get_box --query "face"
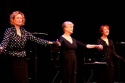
[102,26,109,36]
[64,23,74,34]
[13,14,23,26]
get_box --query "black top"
[58,36,86,57]
[0,27,49,57]
[97,38,122,65]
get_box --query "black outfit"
[58,36,86,83]
[97,38,124,83]
[0,27,49,83]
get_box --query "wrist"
[48,41,53,44]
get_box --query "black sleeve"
[76,40,87,48]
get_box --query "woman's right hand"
[48,39,61,46]
[55,39,61,46]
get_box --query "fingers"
[56,39,59,42]
[56,39,61,46]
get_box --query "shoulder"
[58,36,64,42]
[2,27,14,36]
[58,36,63,40]
[71,37,76,40]
[108,38,114,43]
[4,27,13,33]
[21,27,30,34]
[108,38,113,42]
[97,38,102,41]
[5,27,17,32]
[6,27,12,30]
[21,27,27,32]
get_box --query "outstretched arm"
[86,44,103,50]
[25,30,58,46]
[76,40,103,49]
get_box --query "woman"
[0,11,58,83]
[97,25,125,83]
[58,21,102,83]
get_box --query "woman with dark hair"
[96,25,125,83]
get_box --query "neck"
[63,32,71,36]
[101,35,108,39]
[14,25,20,30]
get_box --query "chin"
[106,33,109,35]
[71,31,73,33]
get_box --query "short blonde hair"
[10,11,25,26]
[62,21,74,28]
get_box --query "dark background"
[1,0,125,83]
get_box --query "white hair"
[62,21,74,28]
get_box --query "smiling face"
[100,25,110,36]
[10,11,25,27]
[62,21,74,34]
[13,14,24,26]
[102,27,109,36]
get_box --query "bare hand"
[55,39,61,46]
[95,44,103,50]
